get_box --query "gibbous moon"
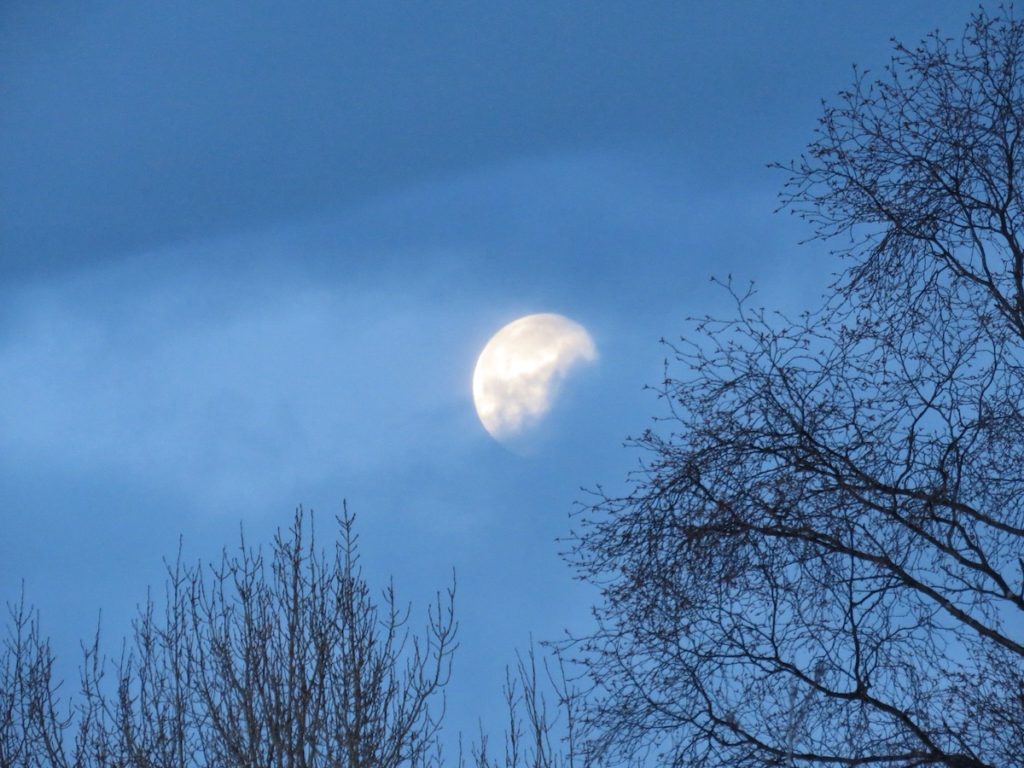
[473,313,597,442]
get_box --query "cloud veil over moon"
[472,314,597,442]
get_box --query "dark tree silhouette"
[467,646,587,768]
[1,510,589,768]
[569,9,1024,768]
[2,508,458,768]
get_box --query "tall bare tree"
[568,8,1024,768]
[2,508,457,768]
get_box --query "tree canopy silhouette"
[2,509,458,768]
[569,9,1024,768]
[1,509,587,768]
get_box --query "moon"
[473,313,597,443]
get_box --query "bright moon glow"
[473,313,597,441]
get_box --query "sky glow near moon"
[472,313,597,442]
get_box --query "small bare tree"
[568,8,1024,768]
[2,507,457,768]
[467,646,586,768]
[0,592,76,768]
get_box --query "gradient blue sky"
[1,0,976,748]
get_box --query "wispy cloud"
[0,259,479,512]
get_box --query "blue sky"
[1,0,976,750]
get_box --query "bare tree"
[2,509,591,768]
[467,646,588,768]
[568,8,1024,768]
[1,507,457,768]
[0,591,77,768]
